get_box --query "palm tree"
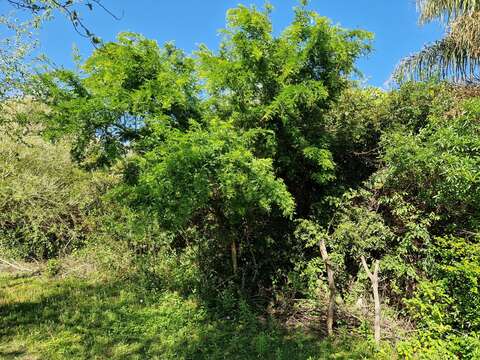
[394,0,480,82]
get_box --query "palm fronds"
[394,1,480,82]
[417,0,480,23]
[394,35,480,82]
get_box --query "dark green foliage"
[381,81,454,132]
[292,81,480,356]
[381,96,480,232]
[324,87,386,189]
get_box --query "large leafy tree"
[198,4,372,217]
[39,33,200,166]
[37,3,373,293]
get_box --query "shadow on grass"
[0,275,375,359]
[0,349,29,360]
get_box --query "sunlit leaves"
[38,33,200,166]
[117,121,294,229]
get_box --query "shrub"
[0,131,114,259]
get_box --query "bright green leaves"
[381,98,480,229]
[82,33,198,120]
[117,121,294,230]
[39,32,200,166]
[331,204,393,258]
[302,146,335,185]
[197,4,372,216]
[263,81,329,123]
[217,148,294,219]
[406,235,480,335]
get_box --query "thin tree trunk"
[319,238,336,336]
[361,256,381,345]
[231,239,238,275]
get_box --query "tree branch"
[5,0,121,46]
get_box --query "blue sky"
[2,0,444,87]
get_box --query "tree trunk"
[361,256,381,345]
[319,238,336,336]
[231,239,238,275]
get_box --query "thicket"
[1,3,480,358]
[0,129,115,260]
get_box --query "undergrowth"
[0,272,394,360]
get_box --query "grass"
[0,272,390,359]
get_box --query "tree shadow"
[0,349,29,360]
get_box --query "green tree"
[39,32,200,166]
[37,4,373,294]
[115,120,294,277]
[197,4,372,217]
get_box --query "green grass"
[0,273,388,359]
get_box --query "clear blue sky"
[2,0,444,87]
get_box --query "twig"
[0,257,33,272]
[61,263,89,278]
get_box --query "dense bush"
[35,4,373,298]
[0,131,114,259]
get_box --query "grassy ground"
[0,272,390,359]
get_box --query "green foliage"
[404,236,480,336]
[45,259,62,277]
[4,2,480,358]
[32,3,374,296]
[292,79,480,356]
[0,130,113,259]
[117,121,294,229]
[381,97,480,231]
[111,120,295,294]
[294,190,395,297]
[39,32,200,166]
[382,81,454,132]
[197,4,372,215]
[324,87,386,188]
[397,332,480,360]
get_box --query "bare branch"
[360,255,374,281]
[0,257,34,272]
[4,0,122,46]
